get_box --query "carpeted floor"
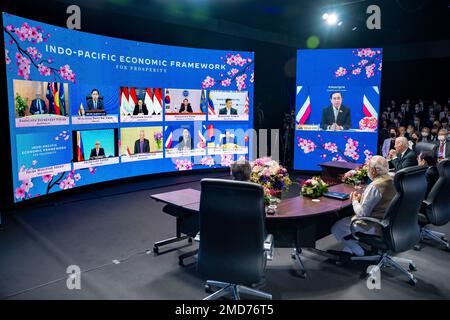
[1,172,449,300]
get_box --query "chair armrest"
[422,200,432,208]
[350,217,388,240]
[264,234,274,261]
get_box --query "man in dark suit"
[437,128,450,160]
[29,93,47,115]
[87,89,104,110]
[89,141,105,159]
[177,129,192,151]
[221,131,236,145]
[387,137,418,171]
[134,130,150,154]
[320,92,351,130]
[418,150,439,198]
[133,99,149,115]
[179,98,193,113]
[219,98,238,115]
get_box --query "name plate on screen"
[165,148,206,158]
[73,157,119,169]
[16,115,70,128]
[297,124,320,130]
[72,115,118,124]
[121,152,163,162]
[18,163,72,180]
[121,115,163,122]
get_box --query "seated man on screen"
[133,99,149,115]
[387,137,418,171]
[331,156,396,256]
[230,159,251,181]
[29,93,47,115]
[179,98,193,113]
[134,130,150,154]
[89,141,105,159]
[221,131,236,145]
[219,98,238,115]
[320,92,351,131]
[87,89,104,110]
[177,129,192,151]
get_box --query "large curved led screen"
[3,13,254,202]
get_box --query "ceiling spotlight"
[322,13,329,20]
[337,21,343,26]
[326,13,338,25]
[352,26,358,31]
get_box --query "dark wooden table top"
[319,161,361,170]
[151,183,360,220]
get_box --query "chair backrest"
[383,166,427,252]
[425,159,450,225]
[197,178,266,285]
[414,142,438,157]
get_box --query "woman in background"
[382,127,397,158]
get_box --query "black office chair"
[414,142,438,157]
[197,178,273,300]
[418,159,450,251]
[350,166,427,286]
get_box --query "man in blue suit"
[29,93,47,115]
[321,92,351,130]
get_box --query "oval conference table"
[150,183,358,277]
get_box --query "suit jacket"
[89,148,105,159]
[87,99,104,110]
[320,105,351,130]
[425,166,439,198]
[436,140,450,159]
[134,139,150,154]
[179,104,193,113]
[219,107,238,115]
[389,148,418,171]
[133,104,149,115]
[177,137,192,151]
[29,98,47,115]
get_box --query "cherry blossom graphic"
[4,21,76,82]
[201,53,254,91]
[15,159,96,201]
[297,135,374,163]
[220,154,233,167]
[200,156,215,167]
[175,159,193,171]
[334,48,382,80]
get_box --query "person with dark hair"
[219,98,238,115]
[410,131,421,151]
[133,98,148,115]
[87,88,104,110]
[418,151,439,198]
[430,126,439,142]
[382,127,397,157]
[421,127,431,142]
[230,159,251,181]
[179,98,193,113]
[437,128,450,160]
[320,92,351,130]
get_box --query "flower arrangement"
[250,157,292,203]
[342,164,368,185]
[300,177,329,198]
[153,132,163,149]
[175,159,193,171]
[359,117,378,131]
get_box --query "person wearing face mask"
[392,118,400,128]
[387,137,418,171]
[440,107,449,120]
[421,127,431,142]
[418,151,439,198]
[331,156,396,257]
[398,126,408,139]
[429,126,439,142]
[413,116,421,132]
[410,132,421,152]
[381,128,397,157]
[437,129,450,160]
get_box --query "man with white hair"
[331,156,396,256]
[387,137,418,171]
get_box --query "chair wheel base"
[205,284,213,293]
[408,278,418,286]
[409,263,417,272]
[413,244,422,251]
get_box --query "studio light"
[322,13,329,20]
[326,13,338,25]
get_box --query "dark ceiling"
[57,0,450,47]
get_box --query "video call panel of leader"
[293,48,382,171]
[4,12,254,203]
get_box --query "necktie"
[94,101,97,109]
[440,143,444,156]
[334,108,339,122]
[37,100,41,113]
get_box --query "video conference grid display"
[4,13,254,202]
